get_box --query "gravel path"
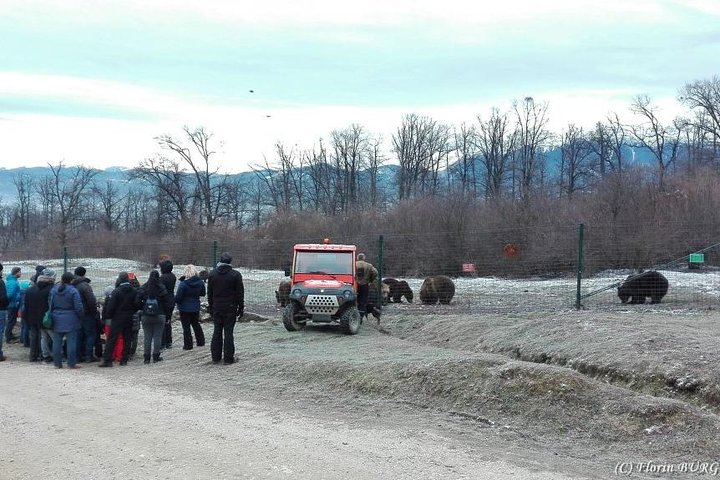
[0,360,579,480]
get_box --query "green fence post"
[63,246,68,274]
[575,223,585,309]
[212,240,218,267]
[377,235,384,303]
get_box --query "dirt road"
[1,357,580,480]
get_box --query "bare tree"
[252,142,303,214]
[46,162,99,245]
[475,108,515,199]
[628,95,681,189]
[678,76,720,142]
[330,124,368,212]
[156,126,230,226]
[558,124,593,197]
[392,114,451,200]
[451,123,477,197]
[130,155,191,230]
[92,180,127,231]
[512,97,552,199]
[12,173,33,240]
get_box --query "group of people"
[0,252,245,368]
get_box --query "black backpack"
[143,296,160,316]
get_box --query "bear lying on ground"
[382,278,414,303]
[419,275,455,305]
[617,270,669,304]
[275,280,291,307]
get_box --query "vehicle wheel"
[339,307,361,335]
[283,302,306,332]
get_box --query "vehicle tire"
[282,302,306,332]
[339,307,361,335]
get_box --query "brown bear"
[419,275,455,305]
[275,280,291,307]
[617,270,668,304]
[364,284,384,322]
[382,278,414,303]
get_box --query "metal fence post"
[63,246,68,274]
[377,235,384,303]
[575,223,585,309]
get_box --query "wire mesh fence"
[1,223,719,316]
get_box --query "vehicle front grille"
[305,295,339,315]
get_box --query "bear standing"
[617,270,669,304]
[419,275,455,305]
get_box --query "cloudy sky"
[1,0,718,172]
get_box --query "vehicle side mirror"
[284,267,291,277]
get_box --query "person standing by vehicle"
[72,267,98,362]
[23,268,56,362]
[207,253,244,365]
[355,253,378,318]
[99,272,138,367]
[4,266,22,343]
[136,270,172,364]
[50,272,84,369]
[158,258,176,349]
[0,264,8,361]
[175,264,206,350]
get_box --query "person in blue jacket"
[4,266,22,343]
[175,264,206,350]
[49,271,84,369]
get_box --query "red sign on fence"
[462,263,476,273]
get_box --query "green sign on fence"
[689,253,705,263]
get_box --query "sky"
[1,0,719,173]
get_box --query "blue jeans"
[21,315,30,346]
[0,310,6,356]
[52,330,78,368]
[4,307,18,341]
[142,314,165,358]
[81,313,97,359]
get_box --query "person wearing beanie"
[49,271,84,369]
[30,264,46,284]
[175,264,206,350]
[23,268,56,362]
[207,252,244,365]
[158,258,177,349]
[72,266,98,362]
[0,263,7,361]
[100,272,138,367]
[4,266,22,344]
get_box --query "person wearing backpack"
[135,270,172,364]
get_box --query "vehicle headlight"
[343,289,353,299]
[291,289,302,298]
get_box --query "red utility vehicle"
[282,241,362,335]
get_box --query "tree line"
[1,76,719,275]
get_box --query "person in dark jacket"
[207,253,244,365]
[50,272,84,369]
[135,270,172,364]
[30,264,46,284]
[72,266,99,362]
[99,272,138,367]
[23,269,56,362]
[175,264,206,350]
[158,258,177,349]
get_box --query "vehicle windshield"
[294,251,353,275]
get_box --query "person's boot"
[152,353,163,363]
[98,360,113,368]
[143,354,151,365]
